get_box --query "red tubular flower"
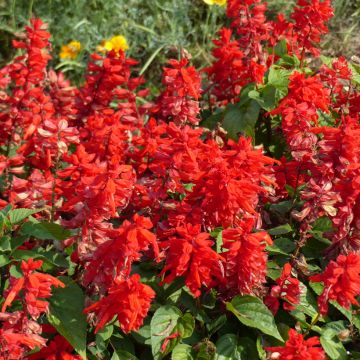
[310,253,360,315]
[266,329,325,360]
[84,274,155,333]
[265,263,301,314]
[291,0,333,57]
[0,328,46,360]
[2,259,64,319]
[156,58,201,126]
[27,334,82,360]
[82,214,159,290]
[222,219,272,296]
[160,224,224,297]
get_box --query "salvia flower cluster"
[1,1,360,358]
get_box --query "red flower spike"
[310,253,360,315]
[2,259,65,319]
[84,274,155,333]
[266,329,325,360]
[27,334,82,360]
[265,263,301,315]
[160,224,224,297]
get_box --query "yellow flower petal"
[59,40,81,60]
[203,0,226,5]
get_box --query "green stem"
[304,313,320,336]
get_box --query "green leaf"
[222,100,260,140]
[172,344,194,360]
[268,224,292,236]
[176,313,195,339]
[274,39,288,57]
[200,111,224,130]
[294,282,318,317]
[320,329,348,360]
[226,295,283,341]
[47,277,87,359]
[215,334,258,360]
[12,248,69,268]
[266,237,295,255]
[112,350,139,360]
[0,254,10,266]
[267,66,291,92]
[20,222,71,241]
[0,236,11,253]
[8,208,43,224]
[150,305,182,359]
[256,337,266,360]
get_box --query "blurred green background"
[0,0,359,86]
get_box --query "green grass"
[1,0,359,86]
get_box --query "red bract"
[310,253,360,315]
[265,263,301,314]
[222,219,272,296]
[27,335,82,360]
[266,329,325,360]
[0,328,46,360]
[156,58,201,125]
[291,0,333,57]
[2,259,64,319]
[160,224,224,297]
[205,27,245,102]
[83,214,159,291]
[84,274,155,333]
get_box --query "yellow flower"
[59,40,81,60]
[98,35,129,54]
[203,0,227,5]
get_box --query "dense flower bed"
[1,0,360,359]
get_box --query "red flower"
[2,259,65,319]
[0,328,46,360]
[310,253,360,315]
[27,334,82,360]
[160,224,224,297]
[83,214,159,290]
[84,274,155,333]
[156,58,201,125]
[222,219,272,296]
[265,263,301,314]
[266,329,325,360]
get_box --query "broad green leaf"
[294,282,318,317]
[269,200,293,216]
[320,329,348,360]
[0,254,10,266]
[0,236,11,253]
[267,66,291,92]
[112,350,139,360]
[274,39,288,57]
[268,224,292,236]
[96,324,113,352]
[222,100,260,140]
[8,208,43,224]
[47,277,87,359]
[266,237,295,255]
[200,111,224,130]
[172,344,194,360]
[226,295,283,341]
[12,248,69,268]
[150,305,182,359]
[215,334,258,360]
[20,222,71,241]
[176,313,195,339]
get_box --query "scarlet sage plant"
[1,1,360,358]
